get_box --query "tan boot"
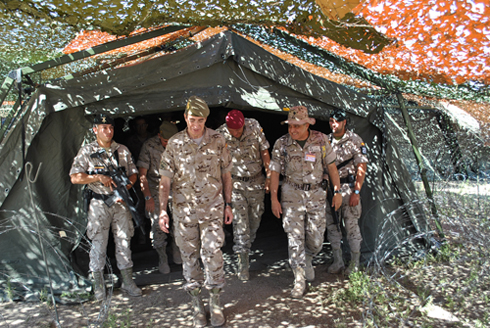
[92,271,106,301]
[120,267,142,297]
[345,252,361,276]
[172,239,182,265]
[237,252,249,281]
[327,248,345,274]
[305,255,315,282]
[209,288,225,326]
[156,246,171,274]
[188,288,207,328]
[291,267,306,299]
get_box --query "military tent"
[0,29,432,299]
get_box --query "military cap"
[281,105,316,125]
[159,121,179,140]
[330,108,347,121]
[185,96,210,117]
[94,113,115,126]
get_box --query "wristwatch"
[225,202,233,208]
[145,196,152,201]
[354,190,360,195]
[333,190,341,194]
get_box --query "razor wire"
[0,162,117,327]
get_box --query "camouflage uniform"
[270,130,336,269]
[70,141,138,272]
[159,127,232,291]
[137,135,168,249]
[325,130,368,253]
[217,118,270,254]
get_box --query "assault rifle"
[90,150,146,235]
[326,181,341,232]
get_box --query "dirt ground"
[3,180,487,327]
[0,216,362,328]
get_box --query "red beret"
[225,110,245,129]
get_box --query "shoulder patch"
[361,142,367,155]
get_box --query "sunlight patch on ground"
[421,303,460,322]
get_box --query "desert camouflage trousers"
[231,188,265,254]
[173,203,226,292]
[325,185,363,253]
[281,184,327,269]
[86,199,134,272]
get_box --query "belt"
[232,172,262,182]
[284,177,321,191]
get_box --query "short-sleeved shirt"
[327,130,368,179]
[216,118,269,178]
[159,127,232,206]
[69,140,138,195]
[270,130,336,185]
[137,135,165,191]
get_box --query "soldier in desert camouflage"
[326,108,368,276]
[137,121,181,274]
[217,109,271,281]
[70,113,142,301]
[158,96,233,327]
[269,106,342,299]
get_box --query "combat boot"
[237,252,249,281]
[305,254,315,282]
[92,271,106,301]
[156,246,171,274]
[171,239,182,265]
[291,267,306,299]
[120,267,142,297]
[345,252,361,276]
[188,288,207,328]
[327,248,345,274]
[209,288,225,326]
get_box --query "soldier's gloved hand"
[159,210,170,233]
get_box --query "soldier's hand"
[98,174,115,188]
[145,197,155,213]
[332,193,342,211]
[224,206,233,225]
[271,198,282,218]
[349,193,360,207]
[159,210,170,233]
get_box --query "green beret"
[185,96,210,117]
[159,121,179,140]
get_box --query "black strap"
[336,158,354,170]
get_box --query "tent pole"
[396,93,445,239]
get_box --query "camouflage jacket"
[327,129,368,179]
[70,140,138,195]
[270,130,336,185]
